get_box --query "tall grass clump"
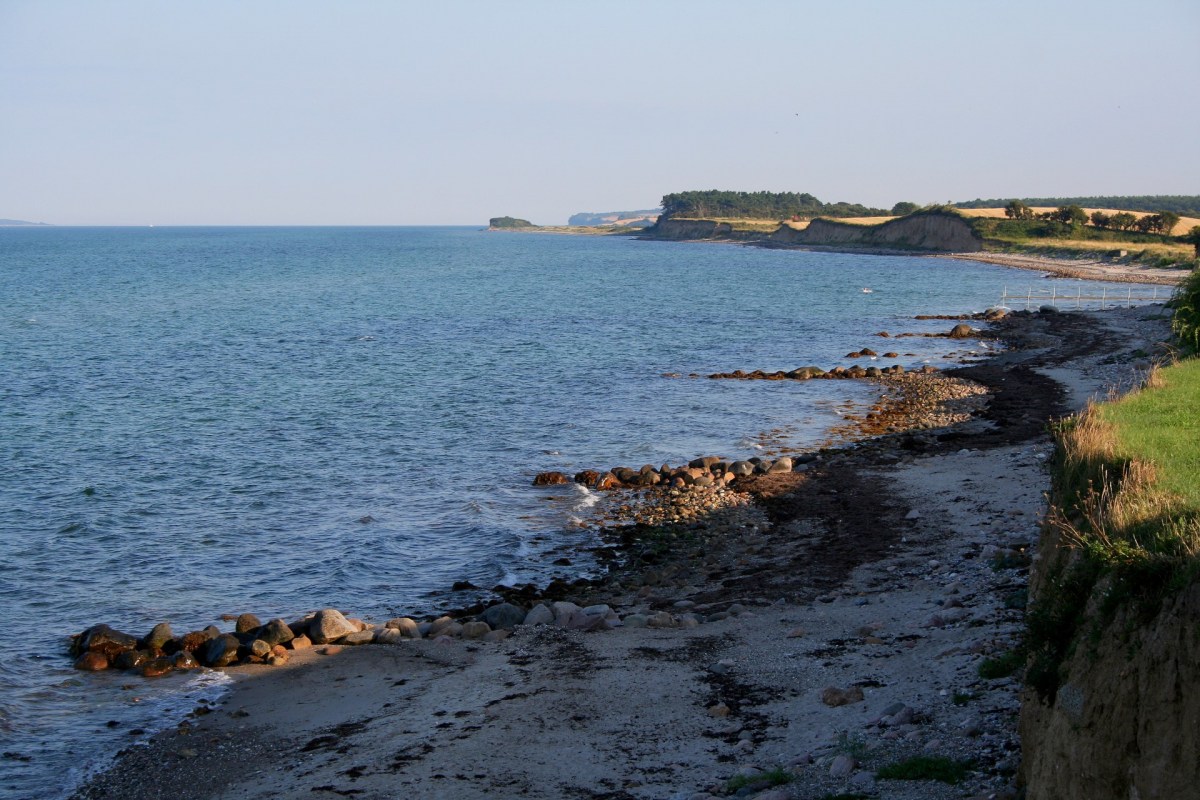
[1030,361,1200,701]
[1170,267,1200,353]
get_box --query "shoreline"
[69,302,1175,799]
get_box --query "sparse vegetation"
[1172,268,1200,352]
[1029,360,1200,701]
[978,648,1025,679]
[726,766,794,792]
[876,756,973,784]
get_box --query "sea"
[0,226,1141,797]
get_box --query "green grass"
[1098,359,1200,508]
[1028,358,1200,702]
[978,648,1025,679]
[726,767,794,792]
[876,756,973,784]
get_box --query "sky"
[1,0,1197,226]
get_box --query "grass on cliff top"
[1099,359,1200,510]
[1030,359,1200,702]
[1052,358,1200,566]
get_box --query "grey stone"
[309,609,357,644]
[829,754,856,778]
[340,629,376,646]
[385,617,420,638]
[480,602,526,629]
[523,604,554,626]
[461,621,491,639]
[622,613,648,628]
[143,622,174,651]
[551,601,581,625]
[258,618,295,647]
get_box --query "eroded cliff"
[1020,528,1200,799]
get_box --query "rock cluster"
[705,363,915,381]
[535,453,801,492]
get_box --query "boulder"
[73,652,109,671]
[551,601,582,625]
[689,456,722,469]
[532,471,569,486]
[249,639,272,659]
[113,649,150,671]
[235,613,262,634]
[73,624,138,658]
[374,628,404,645]
[480,603,526,630]
[179,628,217,653]
[143,622,174,652]
[574,470,601,485]
[593,472,622,490]
[308,609,357,644]
[340,630,376,646]
[524,604,554,626]
[729,461,755,477]
[949,323,973,338]
[141,657,174,678]
[385,617,421,638]
[461,621,491,639]
[768,457,793,473]
[203,634,243,668]
[289,634,312,650]
[257,618,295,647]
[171,650,199,670]
[427,616,457,636]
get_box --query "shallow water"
[0,227,1143,796]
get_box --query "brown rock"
[532,471,569,486]
[74,652,109,671]
[234,613,261,634]
[140,657,174,678]
[820,686,865,707]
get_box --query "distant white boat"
[861,287,873,293]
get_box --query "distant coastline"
[0,218,51,227]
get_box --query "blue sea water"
[0,226,1138,796]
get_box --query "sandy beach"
[70,303,1173,800]
[941,252,1188,286]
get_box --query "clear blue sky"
[2,0,1197,225]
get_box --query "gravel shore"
[70,304,1173,800]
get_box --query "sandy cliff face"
[648,218,735,239]
[775,214,984,252]
[1020,529,1200,799]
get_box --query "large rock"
[73,652,109,671]
[385,617,420,638]
[949,323,973,338]
[308,609,357,644]
[143,622,174,652]
[340,630,376,646]
[141,657,174,678]
[524,604,554,626]
[203,634,243,668]
[73,624,138,658]
[235,613,262,634]
[480,603,526,630]
[257,618,295,647]
[729,461,755,477]
[551,601,582,626]
[461,621,491,639]
[532,471,569,486]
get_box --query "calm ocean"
[0,226,1124,796]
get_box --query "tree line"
[660,191,887,220]
[1004,200,1181,234]
[958,195,1200,216]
